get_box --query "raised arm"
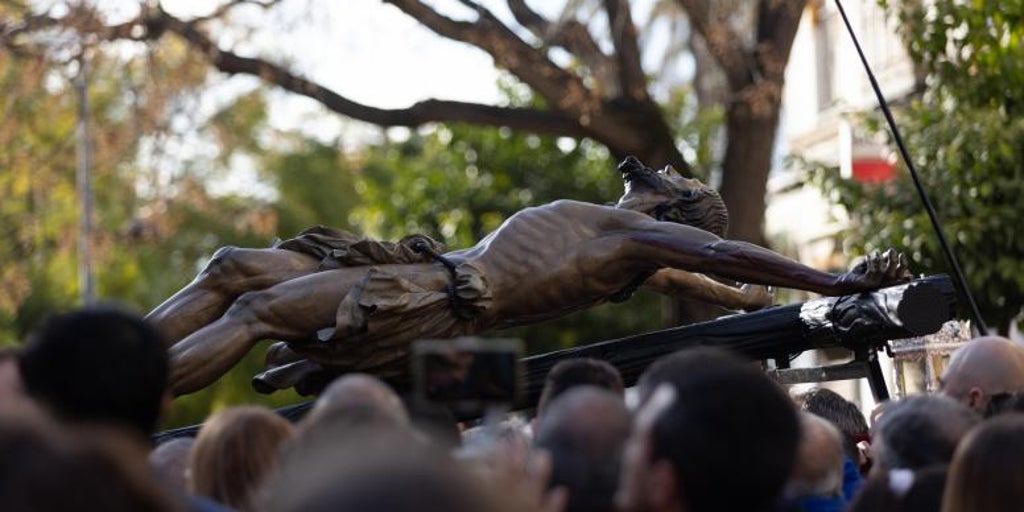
[644,269,774,311]
[624,219,910,296]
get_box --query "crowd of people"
[3,304,1024,512]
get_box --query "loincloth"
[273,225,447,269]
[252,260,492,395]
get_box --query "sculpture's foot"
[252,359,339,396]
[265,341,305,367]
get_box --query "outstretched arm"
[644,269,773,311]
[625,219,910,296]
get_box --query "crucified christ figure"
[149,157,910,396]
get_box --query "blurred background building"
[767,0,925,411]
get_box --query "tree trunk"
[718,105,780,245]
[593,99,690,174]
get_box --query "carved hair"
[618,156,729,237]
[653,185,729,238]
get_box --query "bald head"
[534,387,630,512]
[306,374,408,426]
[941,336,1024,414]
[535,386,630,448]
[787,412,844,499]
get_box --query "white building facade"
[768,0,923,410]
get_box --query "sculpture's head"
[615,156,729,237]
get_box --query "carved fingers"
[740,283,775,311]
[851,249,913,289]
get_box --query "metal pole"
[75,56,95,306]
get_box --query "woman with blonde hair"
[189,406,294,510]
[943,414,1024,512]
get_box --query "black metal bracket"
[768,345,891,402]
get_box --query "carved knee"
[199,246,242,284]
[225,290,268,326]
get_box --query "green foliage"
[352,125,618,246]
[207,90,269,163]
[0,44,305,426]
[808,0,1024,332]
[660,85,725,181]
[262,138,360,236]
[881,0,1024,114]
[0,55,78,340]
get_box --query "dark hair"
[534,387,630,512]
[639,347,799,512]
[653,186,729,238]
[265,434,492,512]
[618,156,729,237]
[983,391,1024,418]
[798,387,870,463]
[537,358,623,416]
[943,415,1024,512]
[19,306,169,437]
[0,414,179,512]
[846,465,947,512]
[871,395,979,471]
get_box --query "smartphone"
[412,337,524,416]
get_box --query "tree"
[1,0,807,246]
[809,0,1024,333]
[0,31,314,424]
[675,0,807,244]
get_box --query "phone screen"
[412,338,523,410]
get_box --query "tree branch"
[506,0,617,94]
[189,0,282,25]
[755,0,807,82]
[675,0,756,90]
[158,14,588,136]
[383,0,602,125]
[1,8,587,137]
[3,3,692,170]
[603,0,648,101]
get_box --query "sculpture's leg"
[146,247,320,347]
[166,267,364,396]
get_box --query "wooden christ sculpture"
[149,157,911,396]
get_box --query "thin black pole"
[833,0,988,335]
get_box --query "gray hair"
[871,395,979,471]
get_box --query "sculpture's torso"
[449,199,653,329]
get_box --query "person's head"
[0,412,179,512]
[786,412,845,499]
[265,433,496,512]
[615,156,729,237]
[846,465,948,512]
[617,347,799,512]
[942,414,1024,512]
[149,437,195,496]
[189,406,294,510]
[537,358,624,419]
[19,306,169,438]
[287,388,422,475]
[304,373,409,427]
[870,395,979,472]
[534,386,631,512]
[797,387,870,463]
[940,336,1024,415]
